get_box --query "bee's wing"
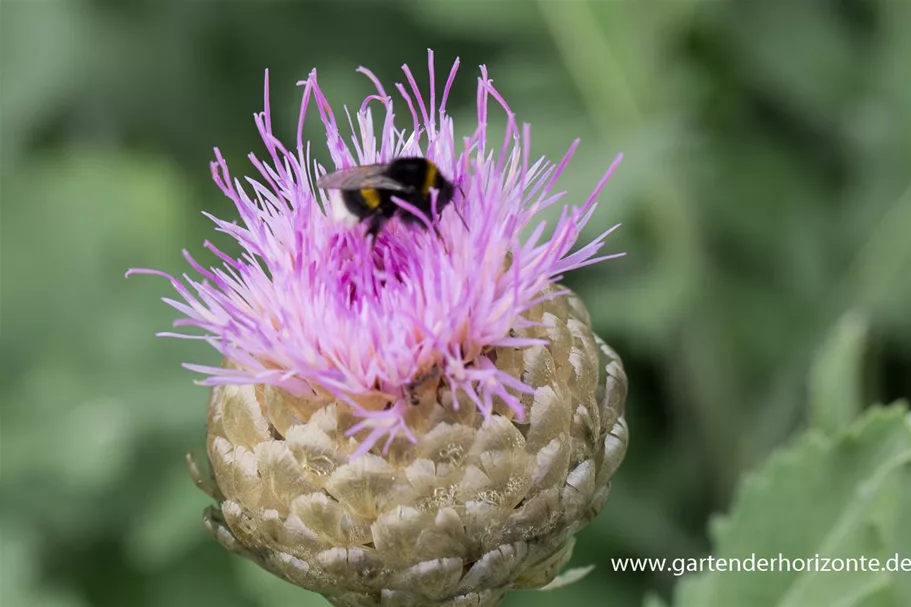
[316,165,410,192]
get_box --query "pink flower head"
[130,50,623,457]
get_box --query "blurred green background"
[3,1,911,606]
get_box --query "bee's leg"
[366,214,387,242]
[427,220,442,240]
[452,205,469,232]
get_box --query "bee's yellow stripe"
[360,188,381,209]
[421,162,438,197]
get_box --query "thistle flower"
[132,50,628,607]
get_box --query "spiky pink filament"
[129,49,624,456]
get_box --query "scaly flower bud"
[133,50,628,607]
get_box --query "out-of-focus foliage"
[667,404,911,607]
[2,1,910,606]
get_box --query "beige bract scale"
[190,289,628,607]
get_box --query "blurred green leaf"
[671,405,911,607]
[892,471,911,603]
[1,147,211,546]
[847,185,911,328]
[410,0,544,36]
[3,392,136,492]
[0,1,89,165]
[0,517,90,607]
[643,594,669,607]
[235,559,328,607]
[126,460,211,570]
[720,0,862,124]
[850,463,911,607]
[808,311,869,434]
[891,466,911,605]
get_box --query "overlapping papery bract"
[130,50,622,454]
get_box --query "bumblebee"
[317,157,459,238]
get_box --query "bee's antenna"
[454,185,469,231]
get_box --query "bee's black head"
[385,157,433,190]
[436,177,455,207]
[386,157,456,217]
